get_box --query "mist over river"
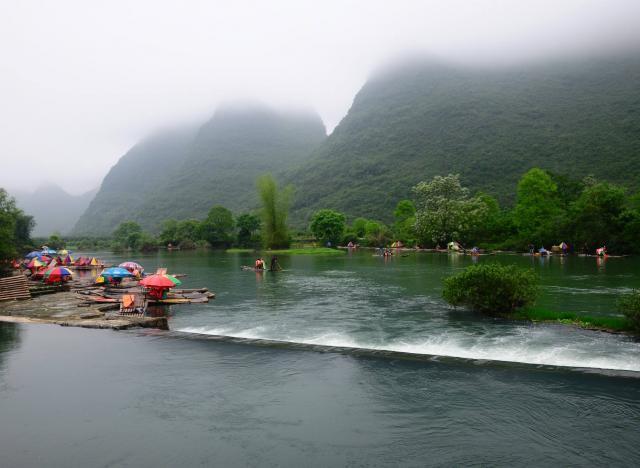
[2,250,640,465]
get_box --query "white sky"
[1,0,639,194]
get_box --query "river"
[1,250,639,466]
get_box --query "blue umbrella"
[41,247,57,255]
[25,251,43,259]
[100,267,134,279]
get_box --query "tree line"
[308,168,640,253]
[12,167,640,256]
[0,189,35,274]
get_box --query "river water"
[1,250,640,465]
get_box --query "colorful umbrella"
[139,274,179,288]
[165,274,181,286]
[33,265,54,279]
[25,251,43,259]
[100,267,134,279]
[43,267,73,284]
[27,258,45,269]
[58,249,70,256]
[119,261,144,273]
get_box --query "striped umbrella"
[119,261,144,273]
[43,267,73,284]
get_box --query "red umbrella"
[33,265,54,279]
[139,274,177,288]
[44,266,73,284]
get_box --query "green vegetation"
[413,174,493,246]
[200,206,235,248]
[309,209,346,247]
[263,247,345,256]
[236,213,261,248]
[617,290,640,331]
[225,248,256,253]
[513,169,563,247]
[513,308,630,332]
[258,174,293,249]
[74,104,325,234]
[111,221,158,252]
[443,265,637,333]
[287,55,640,224]
[0,188,34,274]
[443,264,539,314]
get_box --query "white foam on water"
[177,325,640,372]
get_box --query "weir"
[151,329,640,379]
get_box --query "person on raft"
[596,246,607,257]
[269,256,282,272]
[255,258,265,270]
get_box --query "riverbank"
[0,291,168,330]
[514,308,634,334]
[226,247,347,255]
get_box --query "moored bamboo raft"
[0,275,31,302]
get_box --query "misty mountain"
[287,54,640,224]
[12,184,97,237]
[74,104,326,234]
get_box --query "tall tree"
[310,209,346,246]
[512,168,564,247]
[412,174,488,246]
[0,188,34,272]
[257,174,293,249]
[236,213,261,247]
[159,219,179,246]
[112,221,143,250]
[200,206,235,247]
[568,181,627,251]
[392,200,416,243]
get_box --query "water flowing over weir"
[79,250,640,373]
[172,327,640,375]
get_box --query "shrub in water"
[618,290,640,331]
[443,263,538,315]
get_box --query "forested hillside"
[287,54,640,223]
[74,104,326,234]
[74,126,197,234]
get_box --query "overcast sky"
[1,0,639,195]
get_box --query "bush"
[443,263,538,315]
[618,290,640,330]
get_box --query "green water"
[71,249,640,371]
[1,250,640,465]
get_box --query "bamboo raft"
[76,286,215,305]
[0,275,31,302]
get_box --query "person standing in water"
[269,256,282,272]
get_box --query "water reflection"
[0,322,21,371]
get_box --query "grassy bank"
[514,308,631,333]
[225,248,256,253]
[263,247,346,256]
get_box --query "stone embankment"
[0,290,168,331]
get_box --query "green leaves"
[513,168,563,247]
[309,209,346,246]
[413,174,491,246]
[200,206,235,247]
[443,264,539,315]
[258,174,292,249]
